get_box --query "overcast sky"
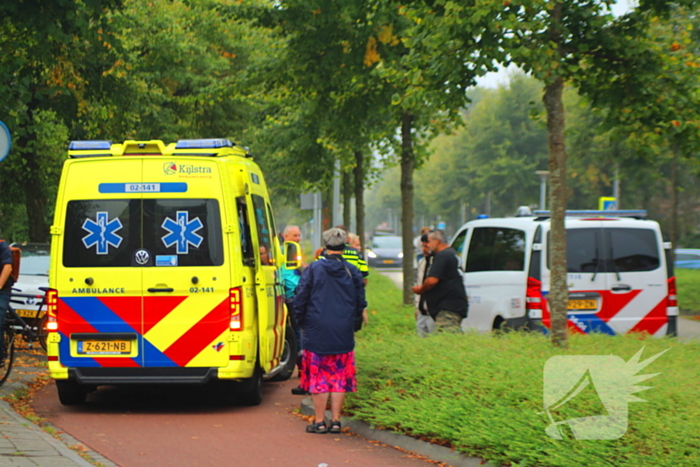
[475,0,636,89]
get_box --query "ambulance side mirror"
[284,241,302,269]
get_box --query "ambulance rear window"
[63,199,223,267]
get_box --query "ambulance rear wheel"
[269,323,297,382]
[237,365,263,406]
[56,380,87,406]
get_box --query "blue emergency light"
[69,141,112,150]
[175,139,234,149]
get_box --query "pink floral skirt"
[300,350,357,394]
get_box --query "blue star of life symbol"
[161,211,204,254]
[82,212,123,255]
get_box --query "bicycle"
[9,289,48,351]
[0,288,48,386]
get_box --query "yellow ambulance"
[46,139,299,405]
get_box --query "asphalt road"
[377,269,700,340]
[33,376,434,467]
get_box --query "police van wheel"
[56,380,87,406]
[269,324,297,382]
[237,365,263,406]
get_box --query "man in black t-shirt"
[411,230,467,332]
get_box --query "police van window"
[251,194,273,265]
[547,228,601,273]
[606,228,659,272]
[63,200,139,267]
[236,197,255,267]
[466,227,526,272]
[451,229,468,256]
[143,199,223,266]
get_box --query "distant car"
[366,235,403,268]
[674,248,700,269]
[10,243,50,320]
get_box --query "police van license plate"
[382,260,394,264]
[567,299,597,311]
[77,340,131,355]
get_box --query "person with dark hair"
[414,233,435,336]
[293,228,367,434]
[411,230,467,332]
[0,240,14,363]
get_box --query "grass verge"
[349,271,700,467]
[676,268,700,314]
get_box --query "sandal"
[306,421,328,434]
[329,420,341,434]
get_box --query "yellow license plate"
[77,340,132,355]
[16,309,45,318]
[568,299,597,311]
[382,260,395,264]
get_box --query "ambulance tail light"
[46,288,59,332]
[667,276,677,307]
[230,287,243,331]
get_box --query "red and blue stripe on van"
[55,295,229,368]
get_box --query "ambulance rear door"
[56,158,144,369]
[139,157,231,369]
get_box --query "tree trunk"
[544,75,568,349]
[670,143,679,261]
[400,111,415,305]
[353,151,365,252]
[342,168,352,228]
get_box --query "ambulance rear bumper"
[69,367,219,385]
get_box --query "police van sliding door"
[247,192,283,374]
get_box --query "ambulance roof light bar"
[175,139,234,149]
[69,141,112,150]
[533,210,648,220]
[68,140,113,158]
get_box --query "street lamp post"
[535,170,550,211]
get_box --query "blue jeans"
[0,292,10,359]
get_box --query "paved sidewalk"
[0,350,97,467]
[299,397,498,467]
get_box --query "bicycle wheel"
[0,329,15,386]
[36,314,48,352]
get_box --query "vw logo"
[134,249,150,265]
[26,298,36,306]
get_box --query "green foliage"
[352,272,700,467]
[677,269,700,313]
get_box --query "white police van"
[451,210,677,337]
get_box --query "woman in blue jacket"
[293,228,367,434]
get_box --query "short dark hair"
[420,233,431,243]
